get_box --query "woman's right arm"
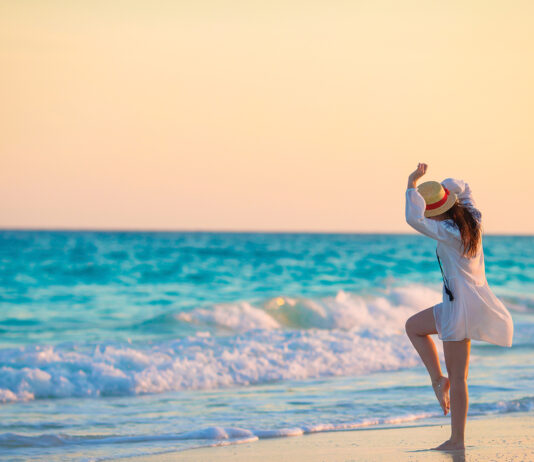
[405,187,459,243]
[441,178,476,207]
[441,178,481,220]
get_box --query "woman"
[404,162,513,451]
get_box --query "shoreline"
[113,411,534,462]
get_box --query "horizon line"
[0,227,532,237]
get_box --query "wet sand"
[114,411,534,462]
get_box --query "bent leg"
[405,307,449,415]
[405,307,443,382]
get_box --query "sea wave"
[0,285,442,403]
[130,286,531,335]
[0,328,421,403]
[1,283,530,404]
[133,283,443,333]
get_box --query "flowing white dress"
[405,178,514,347]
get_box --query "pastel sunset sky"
[1,1,532,233]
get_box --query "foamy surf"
[138,283,443,333]
[3,283,533,405]
[0,285,443,404]
[0,327,422,404]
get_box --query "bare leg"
[405,307,450,415]
[432,338,470,450]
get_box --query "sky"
[1,1,533,234]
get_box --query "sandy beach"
[114,411,534,462]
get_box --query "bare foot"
[431,439,465,451]
[432,375,450,415]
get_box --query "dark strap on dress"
[436,249,455,301]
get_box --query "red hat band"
[426,187,450,210]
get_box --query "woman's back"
[405,175,513,347]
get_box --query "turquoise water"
[1,231,533,461]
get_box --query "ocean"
[1,230,533,461]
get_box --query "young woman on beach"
[404,162,514,451]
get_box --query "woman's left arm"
[441,177,482,222]
[441,178,477,208]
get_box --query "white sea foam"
[0,284,443,404]
[176,301,281,331]
[0,330,422,403]
[174,283,442,333]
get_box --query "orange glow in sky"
[1,1,533,233]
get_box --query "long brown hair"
[443,203,482,258]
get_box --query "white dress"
[405,178,514,347]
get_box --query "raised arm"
[407,163,427,189]
[441,177,481,221]
[441,178,476,208]
[405,163,461,244]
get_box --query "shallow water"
[1,231,533,461]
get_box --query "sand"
[114,411,534,462]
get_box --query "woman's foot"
[431,439,465,451]
[432,375,450,415]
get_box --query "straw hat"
[417,181,458,218]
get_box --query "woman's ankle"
[431,374,447,385]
